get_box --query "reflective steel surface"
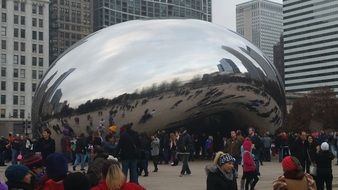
[32,19,285,137]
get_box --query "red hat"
[282,156,298,172]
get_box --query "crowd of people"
[0,118,337,190]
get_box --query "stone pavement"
[138,160,338,190]
[0,159,337,190]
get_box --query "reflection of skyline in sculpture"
[218,58,241,74]
[32,19,285,138]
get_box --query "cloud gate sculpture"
[32,19,285,137]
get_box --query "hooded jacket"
[242,140,256,172]
[205,164,237,190]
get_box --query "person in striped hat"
[206,152,237,190]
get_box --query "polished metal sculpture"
[32,19,285,137]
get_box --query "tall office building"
[273,35,284,83]
[284,0,338,95]
[93,0,212,32]
[236,0,283,62]
[49,0,92,64]
[0,0,49,134]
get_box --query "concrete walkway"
[139,160,338,190]
[0,159,337,189]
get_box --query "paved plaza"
[0,159,337,189]
[138,160,338,190]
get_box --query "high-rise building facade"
[236,0,283,62]
[273,35,284,83]
[284,0,338,95]
[0,0,49,134]
[49,0,92,64]
[93,0,212,32]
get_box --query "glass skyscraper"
[284,0,338,95]
[93,0,212,32]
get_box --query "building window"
[20,109,24,118]
[14,1,19,11]
[21,2,25,12]
[14,28,19,37]
[0,95,5,104]
[14,15,19,24]
[32,4,37,14]
[21,29,26,38]
[13,55,18,64]
[1,26,5,36]
[32,18,37,27]
[38,32,43,40]
[1,67,5,76]
[1,40,6,49]
[20,82,25,91]
[20,96,25,105]
[39,19,43,27]
[32,70,37,79]
[32,31,37,40]
[32,83,37,92]
[1,13,6,22]
[20,16,25,25]
[38,70,43,79]
[38,45,43,53]
[13,68,18,78]
[13,82,18,91]
[1,0,6,9]
[20,42,25,51]
[14,41,18,51]
[20,69,25,78]
[32,44,37,53]
[1,54,5,64]
[13,109,18,118]
[0,109,5,118]
[0,81,5,90]
[39,58,43,66]
[13,95,18,105]
[38,5,43,15]
[20,55,25,65]
[32,57,37,66]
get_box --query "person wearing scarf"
[206,152,238,190]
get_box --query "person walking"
[73,133,88,171]
[315,142,335,190]
[206,152,237,190]
[242,139,259,190]
[273,156,316,190]
[115,123,140,184]
[291,131,310,173]
[177,128,193,177]
[150,134,160,173]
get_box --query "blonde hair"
[105,163,126,190]
[213,151,225,165]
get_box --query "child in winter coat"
[242,139,259,190]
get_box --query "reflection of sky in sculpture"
[41,19,271,108]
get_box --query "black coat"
[291,139,309,162]
[177,132,193,153]
[206,166,237,190]
[35,137,55,161]
[115,129,140,160]
[315,151,334,175]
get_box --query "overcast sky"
[212,0,282,31]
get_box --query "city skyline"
[212,0,282,31]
